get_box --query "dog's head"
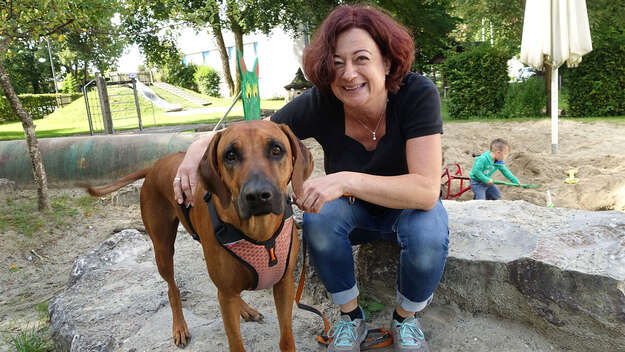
[199,120,313,220]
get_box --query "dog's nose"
[242,179,274,204]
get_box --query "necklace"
[354,110,385,141]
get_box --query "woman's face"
[330,27,390,111]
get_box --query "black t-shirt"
[271,72,442,177]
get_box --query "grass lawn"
[0,86,287,141]
[2,90,624,141]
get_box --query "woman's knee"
[396,202,449,264]
[303,198,353,254]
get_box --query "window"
[202,51,210,64]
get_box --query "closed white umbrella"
[520,0,592,153]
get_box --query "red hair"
[303,4,414,94]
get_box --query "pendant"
[372,132,376,141]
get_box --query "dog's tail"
[82,168,150,197]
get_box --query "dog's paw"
[239,298,264,322]
[173,323,191,347]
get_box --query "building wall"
[177,27,307,99]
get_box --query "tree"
[278,0,458,72]
[0,0,119,211]
[450,0,525,54]
[62,23,127,84]
[3,42,52,94]
[123,0,291,97]
[376,0,459,72]
[61,73,78,93]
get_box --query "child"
[469,138,520,200]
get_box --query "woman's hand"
[294,172,353,213]
[173,133,214,207]
[174,154,200,207]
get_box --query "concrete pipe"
[0,133,204,187]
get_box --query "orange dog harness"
[205,193,294,290]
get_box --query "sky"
[116,44,145,73]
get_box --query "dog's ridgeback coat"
[86,120,313,351]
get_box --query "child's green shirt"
[469,152,519,185]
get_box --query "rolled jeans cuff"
[396,291,433,312]
[330,283,359,305]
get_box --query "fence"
[82,73,155,135]
[106,72,153,86]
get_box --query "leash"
[295,237,393,350]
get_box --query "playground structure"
[0,133,201,187]
[82,73,153,135]
[135,81,182,112]
[441,163,472,200]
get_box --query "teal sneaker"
[391,316,428,352]
[327,314,368,351]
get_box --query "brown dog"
[86,120,313,351]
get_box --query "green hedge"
[0,93,82,123]
[563,36,625,117]
[163,59,197,91]
[442,45,509,119]
[194,65,221,97]
[500,76,547,118]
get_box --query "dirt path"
[441,119,625,211]
[1,119,623,350]
[0,189,143,350]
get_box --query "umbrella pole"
[551,66,558,154]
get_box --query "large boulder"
[357,200,625,352]
[48,200,625,351]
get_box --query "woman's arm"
[296,133,442,213]
[173,131,216,206]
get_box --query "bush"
[61,73,78,93]
[563,35,625,117]
[442,45,509,119]
[0,93,82,123]
[163,59,197,91]
[500,76,547,118]
[194,66,221,97]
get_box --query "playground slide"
[135,81,183,112]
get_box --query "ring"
[174,177,181,182]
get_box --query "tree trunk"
[210,24,235,97]
[231,21,244,95]
[0,42,50,211]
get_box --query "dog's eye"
[271,145,282,156]
[225,151,237,162]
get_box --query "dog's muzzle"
[236,175,284,219]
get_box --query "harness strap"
[177,194,200,242]
[205,192,294,290]
[295,236,332,343]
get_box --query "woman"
[174,5,448,352]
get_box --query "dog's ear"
[279,124,314,200]
[199,131,232,208]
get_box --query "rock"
[48,200,625,352]
[49,229,326,352]
[356,200,625,352]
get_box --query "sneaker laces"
[328,317,360,347]
[394,317,425,346]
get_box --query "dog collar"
[204,192,294,290]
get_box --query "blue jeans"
[470,179,501,200]
[302,197,449,312]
